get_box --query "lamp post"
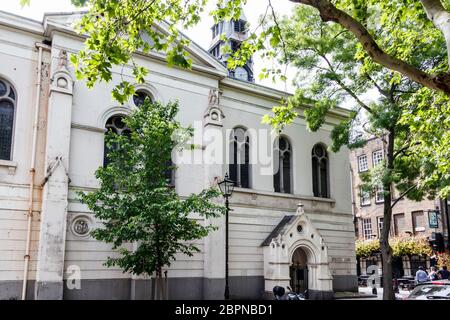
[218,173,234,300]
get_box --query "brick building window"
[377,217,384,237]
[372,150,383,166]
[360,187,371,206]
[393,213,405,236]
[412,211,426,235]
[362,218,373,240]
[358,154,368,172]
[375,186,384,203]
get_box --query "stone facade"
[0,11,357,300]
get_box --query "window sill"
[0,159,17,175]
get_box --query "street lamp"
[218,173,235,300]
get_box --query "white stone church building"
[0,9,357,300]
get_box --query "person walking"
[415,266,428,284]
[438,266,450,280]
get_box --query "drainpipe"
[22,42,51,300]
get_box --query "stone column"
[35,50,74,300]
[202,89,227,299]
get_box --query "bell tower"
[208,3,254,82]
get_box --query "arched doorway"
[262,206,334,299]
[290,247,308,293]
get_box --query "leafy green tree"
[263,6,448,299]
[79,100,225,299]
[20,0,450,97]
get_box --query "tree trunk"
[380,130,395,300]
[420,0,450,71]
[155,268,164,300]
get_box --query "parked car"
[403,280,450,300]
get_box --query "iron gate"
[290,263,308,293]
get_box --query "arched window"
[0,79,16,160]
[312,144,329,198]
[103,115,131,166]
[229,127,250,188]
[133,90,153,107]
[274,136,292,194]
[103,114,175,185]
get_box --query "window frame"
[103,114,131,167]
[360,187,371,206]
[274,136,292,194]
[412,210,426,235]
[0,78,17,161]
[210,43,221,58]
[377,216,384,237]
[311,144,330,198]
[133,89,153,107]
[233,19,246,33]
[375,185,384,204]
[211,24,220,38]
[229,127,251,189]
[357,154,368,172]
[372,149,383,166]
[362,218,373,240]
[393,213,405,236]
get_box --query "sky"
[2,0,297,91]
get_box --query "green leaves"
[356,237,432,258]
[263,1,450,202]
[79,100,225,277]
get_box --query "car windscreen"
[409,285,450,299]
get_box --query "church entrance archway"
[290,247,308,293]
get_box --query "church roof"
[261,215,296,246]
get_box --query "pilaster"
[35,49,74,300]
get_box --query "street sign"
[428,210,439,229]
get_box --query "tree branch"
[320,53,373,113]
[365,73,389,97]
[391,184,417,209]
[289,0,450,96]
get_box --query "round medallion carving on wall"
[71,216,91,237]
[211,111,219,120]
[57,77,68,88]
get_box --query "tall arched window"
[229,127,250,188]
[0,79,16,160]
[103,115,131,166]
[312,144,329,198]
[133,90,153,107]
[274,136,292,193]
[103,114,175,185]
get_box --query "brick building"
[349,137,449,277]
